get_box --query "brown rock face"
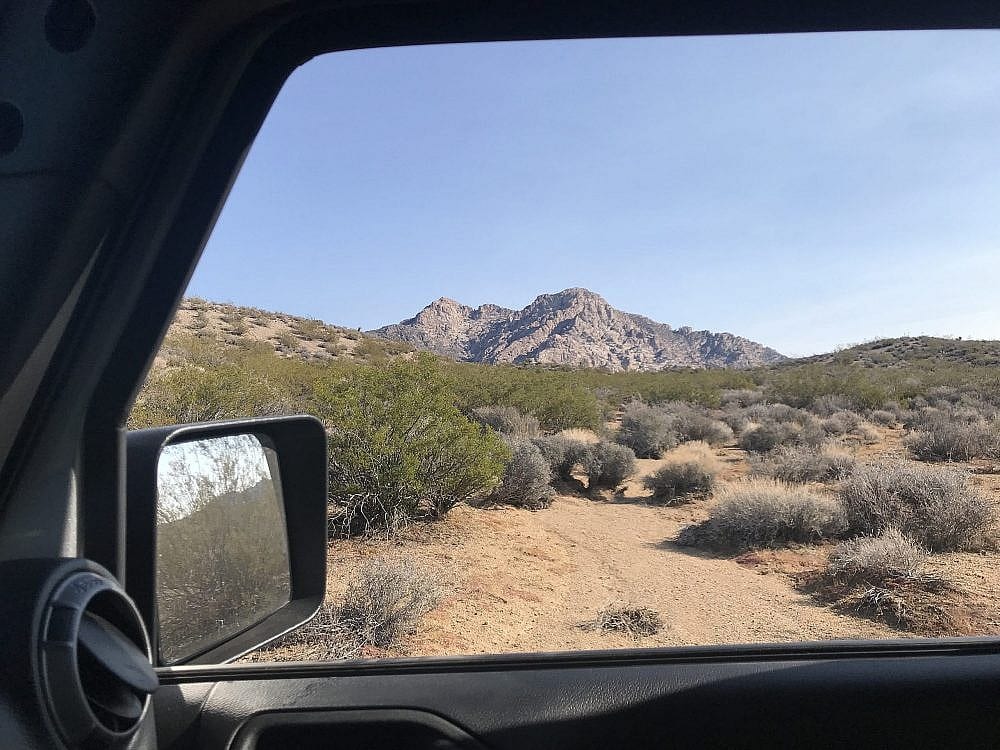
[371,288,784,371]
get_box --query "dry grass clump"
[615,401,677,458]
[827,528,927,583]
[839,460,995,551]
[251,558,439,660]
[487,436,554,509]
[471,405,541,438]
[337,558,441,649]
[643,442,721,504]
[677,479,846,551]
[590,603,663,637]
[905,419,1000,461]
[584,441,636,490]
[749,445,856,483]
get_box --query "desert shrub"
[338,558,440,649]
[810,393,858,416]
[276,331,298,349]
[738,420,797,453]
[670,407,734,446]
[471,405,541,438]
[905,419,1000,461]
[869,409,897,427]
[615,401,677,458]
[738,416,826,453]
[840,460,995,551]
[718,410,750,435]
[584,441,637,490]
[744,402,811,424]
[644,444,720,504]
[318,356,509,535]
[678,479,846,550]
[255,558,439,660]
[749,445,856,483]
[129,362,294,429]
[592,604,662,637]
[827,528,927,583]
[532,435,590,481]
[720,388,766,408]
[487,437,554,509]
[821,410,863,436]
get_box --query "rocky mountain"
[370,288,785,371]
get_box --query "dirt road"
[329,467,899,657]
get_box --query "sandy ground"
[327,445,906,658]
[312,427,1000,659]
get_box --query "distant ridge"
[369,287,785,371]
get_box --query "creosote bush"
[749,445,856,484]
[827,528,927,584]
[584,441,637,490]
[643,442,721,504]
[487,437,554,509]
[471,405,541,438]
[678,479,846,551]
[615,401,677,458]
[839,460,995,551]
[320,356,509,536]
[532,434,591,482]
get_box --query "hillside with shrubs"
[137,298,1000,659]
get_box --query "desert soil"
[326,448,907,657]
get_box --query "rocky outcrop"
[371,288,784,371]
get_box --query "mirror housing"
[126,415,327,665]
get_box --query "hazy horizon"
[188,31,1000,358]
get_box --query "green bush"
[128,362,293,429]
[471,405,541,438]
[317,356,509,535]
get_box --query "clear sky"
[188,30,1000,357]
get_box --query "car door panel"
[156,646,1000,749]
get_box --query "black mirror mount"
[126,415,327,666]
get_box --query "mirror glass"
[156,433,291,663]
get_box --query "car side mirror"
[126,415,327,665]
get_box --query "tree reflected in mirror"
[156,433,291,663]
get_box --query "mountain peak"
[371,289,784,371]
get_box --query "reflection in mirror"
[156,433,291,663]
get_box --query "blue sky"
[189,31,1000,357]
